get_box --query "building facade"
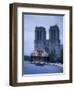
[34,25,63,60]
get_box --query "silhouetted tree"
[60,49,63,64]
[49,51,56,63]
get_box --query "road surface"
[23,62,63,74]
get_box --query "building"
[34,25,63,60]
[34,26,46,50]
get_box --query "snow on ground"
[23,62,63,74]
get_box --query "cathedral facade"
[34,25,63,59]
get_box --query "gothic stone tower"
[49,25,61,58]
[34,26,46,51]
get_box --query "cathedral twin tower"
[34,25,62,58]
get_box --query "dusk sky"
[24,14,63,55]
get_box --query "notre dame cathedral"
[34,25,63,59]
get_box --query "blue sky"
[24,14,63,55]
